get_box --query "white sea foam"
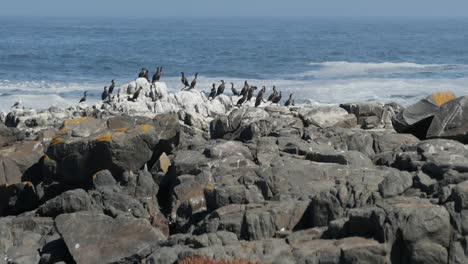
[296,61,468,78]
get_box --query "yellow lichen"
[96,133,112,142]
[64,117,87,126]
[56,127,69,135]
[205,184,216,191]
[114,127,129,133]
[137,124,153,133]
[51,137,64,145]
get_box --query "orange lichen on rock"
[178,256,258,264]
[96,133,112,142]
[137,124,154,133]
[431,91,456,106]
[56,127,69,135]
[63,117,87,126]
[51,137,64,145]
[114,127,129,133]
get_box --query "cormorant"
[272,91,282,105]
[208,83,216,100]
[152,67,162,83]
[240,80,249,96]
[255,86,267,107]
[285,93,293,106]
[189,73,198,90]
[101,86,109,101]
[267,86,277,102]
[79,91,88,103]
[236,93,248,106]
[108,80,115,94]
[216,80,226,96]
[231,82,239,96]
[181,72,190,89]
[247,86,257,101]
[128,87,143,102]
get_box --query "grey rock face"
[55,212,166,264]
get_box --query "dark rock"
[0,124,24,147]
[45,114,180,186]
[427,96,468,142]
[392,91,455,139]
[55,212,166,264]
[0,141,44,185]
[91,169,116,189]
[37,189,94,217]
[305,150,374,167]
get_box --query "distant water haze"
[1,17,468,111]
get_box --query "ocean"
[1,16,468,111]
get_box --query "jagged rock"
[45,114,180,186]
[0,216,59,263]
[348,196,450,262]
[427,96,468,143]
[0,141,44,185]
[55,212,165,264]
[392,91,455,139]
[37,189,94,217]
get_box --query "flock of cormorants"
[76,67,295,107]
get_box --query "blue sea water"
[1,17,468,110]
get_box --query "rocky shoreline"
[1,78,468,263]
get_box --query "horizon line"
[1,14,468,20]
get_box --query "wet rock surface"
[0,83,467,263]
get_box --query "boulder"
[297,105,351,128]
[45,114,180,185]
[393,91,456,138]
[0,141,44,185]
[37,189,95,217]
[0,124,24,147]
[427,96,468,143]
[55,212,165,264]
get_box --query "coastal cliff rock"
[1,83,468,263]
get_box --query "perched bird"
[138,68,147,78]
[101,86,109,101]
[247,86,257,101]
[128,87,143,102]
[108,80,116,94]
[79,91,88,103]
[272,91,282,105]
[181,72,190,89]
[208,84,216,100]
[240,80,249,96]
[189,73,198,90]
[267,86,278,102]
[285,93,294,106]
[11,98,22,109]
[216,80,226,96]
[255,86,267,107]
[236,93,248,106]
[152,67,162,83]
[117,88,121,103]
[231,82,239,96]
